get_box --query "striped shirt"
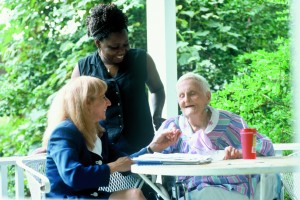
[158,106,274,198]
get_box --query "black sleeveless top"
[78,49,154,154]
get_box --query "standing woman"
[72,3,165,154]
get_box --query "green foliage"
[0,0,291,158]
[0,1,293,197]
[176,0,289,89]
[0,0,146,156]
[211,39,292,143]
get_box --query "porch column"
[146,0,178,118]
[291,0,300,192]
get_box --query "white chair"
[16,153,168,199]
[16,153,50,200]
[281,151,300,200]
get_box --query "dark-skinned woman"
[72,3,165,155]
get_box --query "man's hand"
[149,128,181,152]
[224,146,242,160]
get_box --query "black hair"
[86,4,128,41]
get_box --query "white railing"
[0,156,24,200]
[1,143,300,200]
[273,143,300,156]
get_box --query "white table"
[132,156,300,200]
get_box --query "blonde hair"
[176,72,211,93]
[42,76,107,149]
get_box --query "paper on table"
[132,153,212,165]
[198,150,225,161]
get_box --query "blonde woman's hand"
[108,157,133,173]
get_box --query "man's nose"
[183,95,190,102]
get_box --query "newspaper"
[133,153,212,165]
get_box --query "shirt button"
[118,103,120,106]
[119,115,121,117]
[120,125,122,128]
[116,92,119,94]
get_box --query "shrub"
[210,39,292,143]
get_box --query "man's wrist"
[147,146,154,154]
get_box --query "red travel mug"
[240,128,257,159]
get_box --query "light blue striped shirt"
[158,106,274,198]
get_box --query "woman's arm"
[71,64,80,78]
[145,53,166,130]
[48,128,111,190]
[48,126,132,190]
[256,132,275,156]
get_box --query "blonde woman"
[43,76,180,199]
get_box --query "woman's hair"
[176,72,211,93]
[42,76,107,149]
[87,3,128,41]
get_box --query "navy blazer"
[46,119,147,199]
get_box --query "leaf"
[180,11,195,18]
[219,26,231,32]
[195,31,210,37]
[178,53,191,66]
[60,41,75,53]
[226,32,240,37]
[227,44,238,50]
[176,41,189,49]
[41,49,55,61]
[206,21,221,28]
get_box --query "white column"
[291,0,300,195]
[291,0,300,143]
[146,0,178,118]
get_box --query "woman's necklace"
[105,65,113,73]
[98,51,117,76]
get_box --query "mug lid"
[241,128,256,133]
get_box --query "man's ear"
[94,39,101,49]
[207,91,211,103]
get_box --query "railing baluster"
[15,164,24,200]
[0,164,9,199]
[0,156,25,200]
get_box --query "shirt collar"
[204,106,219,134]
